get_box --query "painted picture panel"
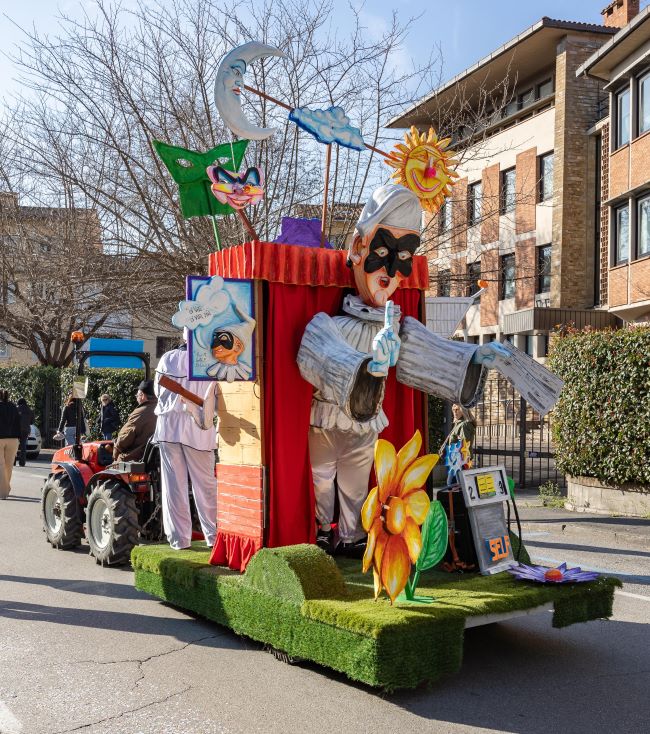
[172,275,256,381]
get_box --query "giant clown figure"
[297,183,506,556]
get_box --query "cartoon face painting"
[207,166,264,210]
[211,329,245,366]
[351,225,420,307]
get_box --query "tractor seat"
[96,444,114,467]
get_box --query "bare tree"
[1,0,439,293]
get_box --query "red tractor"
[40,338,164,565]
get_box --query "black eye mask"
[364,228,420,278]
[212,330,234,350]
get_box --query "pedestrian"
[112,380,157,462]
[57,395,81,446]
[154,339,218,551]
[440,402,477,459]
[0,390,21,499]
[97,394,120,440]
[16,398,35,467]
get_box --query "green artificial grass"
[131,541,621,690]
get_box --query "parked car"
[26,425,42,459]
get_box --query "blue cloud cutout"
[289,106,365,151]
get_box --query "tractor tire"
[86,480,139,566]
[41,474,84,549]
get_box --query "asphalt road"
[1,456,648,734]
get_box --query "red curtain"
[264,284,424,549]
[264,283,344,547]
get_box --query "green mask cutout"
[152,139,249,219]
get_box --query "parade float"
[131,42,621,690]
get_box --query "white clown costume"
[154,345,218,550]
[297,185,487,547]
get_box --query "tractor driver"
[112,380,158,463]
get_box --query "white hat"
[355,184,422,239]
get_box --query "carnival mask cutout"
[205,303,256,382]
[351,225,420,307]
[207,166,264,210]
[211,329,244,366]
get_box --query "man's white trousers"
[308,426,375,543]
[159,441,217,550]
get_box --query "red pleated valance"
[208,241,428,290]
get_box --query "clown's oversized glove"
[471,342,510,365]
[367,301,401,377]
[182,381,218,430]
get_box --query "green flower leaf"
[415,500,448,572]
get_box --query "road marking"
[24,473,48,479]
[617,590,650,602]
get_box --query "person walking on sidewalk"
[57,395,83,446]
[97,394,120,440]
[16,398,35,467]
[0,390,21,499]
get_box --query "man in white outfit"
[154,342,218,550]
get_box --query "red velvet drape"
[263,284,424,549]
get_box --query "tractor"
[40,334,165,565]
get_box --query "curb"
[520,520,650,551]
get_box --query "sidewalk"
[514,489,650,550]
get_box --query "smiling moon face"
[385,126,459,214]
[214,42,287,140]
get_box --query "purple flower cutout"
[507,562,600,584]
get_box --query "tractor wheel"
[41,474,83,549]
[86,480,139,566]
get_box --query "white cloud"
[172,276,230,329]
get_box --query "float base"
[131,543,620,690]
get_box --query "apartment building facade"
[390,11,626,359]
[579,0,650,323]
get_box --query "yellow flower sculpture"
[361,430,439,604]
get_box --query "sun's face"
[385,127,458,214]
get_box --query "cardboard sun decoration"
[457,465,514,575]
[361,431,448,604]
[152,139,249,219]
[172,275,256,382]
[386,126,459,214]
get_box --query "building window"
[467,261,481,296]
[518,88,535,110]
[525,335,534,357]
[468,181,482,225]
[537,244,552,293]
[156,336,178,358]
[537,78,553,99]
[500,254,515,300]
[637,195,650,258]
[616,87,630,148]
[538,152,554,202]
[0,335,8,360]
[614,204,630,264]
[639,73,650,135]
[502,98,518,118]
[501,168,516,214]
[539,334,549,358]
[438,270,451,297]
[439,200,452,234]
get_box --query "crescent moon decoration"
[384,126,459,214]
[214,42,287,140]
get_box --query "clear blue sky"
[1,0,648,103]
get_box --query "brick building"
[389,12,625,359]
[578,0,650,323]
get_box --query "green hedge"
[0,366,145,440]
[60,367,144,439]
[0,366,60,429]
[549,326,650,485]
